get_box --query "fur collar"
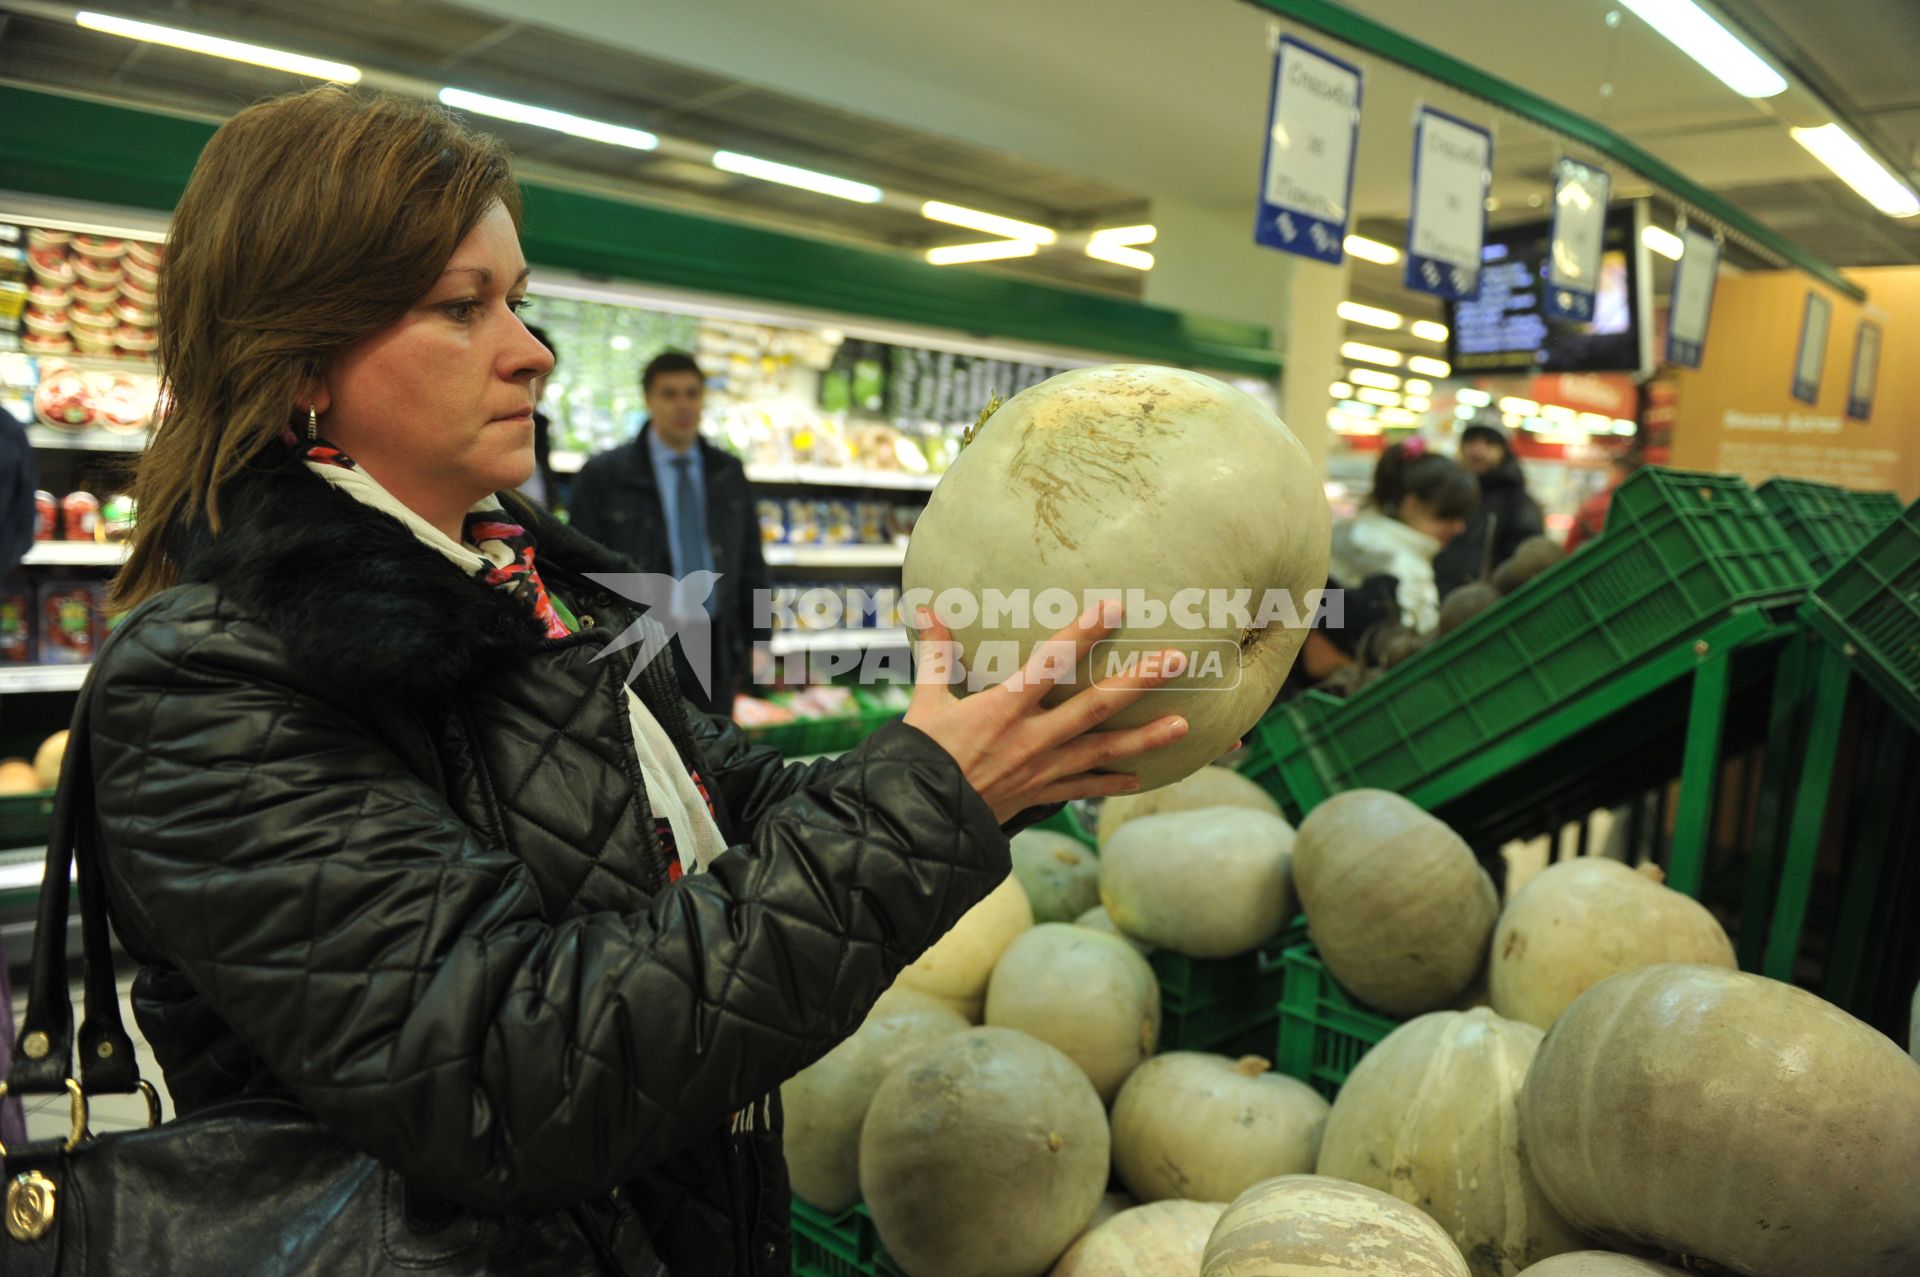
[171,454,639,696]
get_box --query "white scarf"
[305,459,727,877]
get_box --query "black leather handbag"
[1,664,641,1275]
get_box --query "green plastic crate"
[1273,942,1398,1100]
[1757,477,1905,579]
[791,1201,902,1277]
[1162,1002,1279,1057]
[1801,498,1920,736]
[1030,801,1096,850]
[0,791,54,849]
[1150,945,1288,1017]
[1247,468,1812,805]
[741,707,899,757]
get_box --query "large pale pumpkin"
[1520,964,1920,1277]
[1515,1256,1688,1276]
[1100,808,1293,958]
[901,365,1331,792]
[1292,790,1497,1015]
[1052,1201,1225,1277]
[862,1027,1110,1277]
[1096,766,1283,848]
[1076,1192,1137,1243]
[985,923,1160,1101]
[781,987,970,1213]
[1315,1009,1585,1276]
[1075,906,1154,955]
[1012,830,1102,924]
[1489,859,1734,1030]
[893,874,1033,1021]
[1110,1053,1327,1204]
[1202,1175,1471,1277]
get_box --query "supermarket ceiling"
[0,0,1916,293]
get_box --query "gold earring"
[306,405,318,442]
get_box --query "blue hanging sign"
[1792,291,1831,405]
[1543,158,1611,321]
[1253,36,1364,263]
[1846,320,1881,421]
[1404,107,1493,301]
[1666,227,1720,370]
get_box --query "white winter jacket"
[1328,509,1445,634]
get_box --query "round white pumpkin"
[1052,1200,1225,1277]
[1011,830,1103,924]
[901,365,1331,792]
[1489,859,1735,1030]
[1519,964,1920,1277]
[985,923,1160,1102]
[34,730,68,790]
[1315,1008,1586,1276]
[780,987,970,1213]
[1096,766,1283,848]
[1292,789,1497,1015]
[1074,906,1154,955]
[1515,1255,1689,1276]
[1075,1192,1137,1244]
[1202,1175,1471,1277]
[1110,1053,1327,1204]
[861,1027,1110,1277]
[893,874,1033,1021]
[1100,807,1293,959]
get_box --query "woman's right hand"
[902,601,1190,824]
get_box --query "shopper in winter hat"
[1433,422,1545,595]
[83,86,1187,1277]
[1328,438,1477,633]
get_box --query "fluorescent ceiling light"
[926,240,1038,266]
[1407,355,1452,378]
[1456,387,1493,407]
[1455,404,1478,419]
[1354,387,1402,408]
[1404,378,1433,396]
[1615,0,1787,98]
[1329,381,1354,399]
[1410,320,1449,343]
[714,151,881,203]
[1642,225,1685,261]
[1502,412,1523,428]
[439,87,656,150]
[1404,396,1432,412]
[1338,301,1402,330]
[1499,397,1541,415]
[1378,408,1418,427]
[1085,242,1155,270]
[1344,234,1401,265]
[1348,368,1402,391]
[1613,419,1640,435]
[1790,125,1920,218]
[1542,404,1577,422]
[1342,341,1402,368]
[1090,224,1156,247]
[1337,400,1376,418]
[921,201,1056,244]
[1577,412,1612,430]
[77,11,360,81]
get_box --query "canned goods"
[101,493,138,542]
[61,491,100,543]
[34,490,56,541]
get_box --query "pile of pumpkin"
[783,771,1920,1277]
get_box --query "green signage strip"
[1244,0,1867,303]
[0,84,1283,375]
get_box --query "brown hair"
[115,85,519,610]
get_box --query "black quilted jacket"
[87,455,1011,1276]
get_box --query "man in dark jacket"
[1434,423,1545,595]
[570,352,768,715]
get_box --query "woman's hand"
[903,601,1190,824]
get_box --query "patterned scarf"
[295,438,569,638]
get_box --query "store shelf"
[746,464,939,492]
[0,665,89,694]
[21,542,128,567]
[764,543,905,568]
[768,628,910,656]
[26,426,150,453]
[0,848,47,895]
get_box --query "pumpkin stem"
[1046,1131,1064,1152]
[1635,862,1668,885]
[1232,1056,1270,1077]
[962,392,1005,450]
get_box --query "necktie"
[672,456,712,576]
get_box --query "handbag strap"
[9,642,143,1097]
